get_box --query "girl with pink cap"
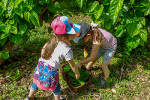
[25,16,81,100]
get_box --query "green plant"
[63,64,90,87]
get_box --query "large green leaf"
[102,0,110,5]
[126,21,142,37]
[139,17,145,26]
[76,0,84,8]
[22,32,29,43]
[126,35,140,51]
[130,0,134,5]
[89,1,99,12]
[0,2,4,16]
[0,24,11,35]
[94,5,104,19]
[144,2,150,16]
[5,2,14,18]
[24,12,31,22]
[10,26,18,34]
[19,23,27,35]
[0,38,7,47]
[47,2,56,13]
[0,33,10,39]
[109,0,124,24]
[115,25,124,37]
[30,11,40,27]
[139,29,147,42]
[3,51,9,59]
[43,0,49,3]
[104,20,112,30]
[14,0,22,8]
[2,0,8,10]
[9,34,21,43]
[33,5,41,14]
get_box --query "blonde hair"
[88,26,104,44]
[41,34,68,60]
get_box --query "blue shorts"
[30,82,61,95]
[96,46,117,62]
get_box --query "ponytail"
[93,27,104,43]
[41,35,58,60]
[41,34,68,60]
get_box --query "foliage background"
[0,0,150,64]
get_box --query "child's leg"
[53,83,61,100]
[101,61,109,80]
[25,83,38,100]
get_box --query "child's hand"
[75,73,80,79]
[77,63,82,68]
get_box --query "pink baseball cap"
[51,16,81,35]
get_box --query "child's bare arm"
[68,59,80,79]
[80,44,99,65]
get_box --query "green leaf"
[115,25,124,37]
[47,2,56,13]
[0,33,10,39]
[24,12,31,22]
[22,32,29,43]
[0,38,7,47]
[139,17,145,26]
[33,5,41,14]
[104,20,112,30]
[126,21,142,37]
[30,11,40,27]
[144,2,150,16]
[14,3,24,18]
[19,23,27,35]
[139,29,147,41]
[8,19,15,25]
[0,2,4,16]
[0,24,11,34]
[76,0,84,8]
[123,4,129,12]
[44,0,50,3]
[102,0,110,5]
[94,5,104,19]
[130,0,134,5]
[2,0,8,10]
[9,34,21,43]
[126,35,140,50]
[89,1,99,12]
[5,2,14,18]
[3,51,9,59]
[10,26,18,34]
[139,39,144,47]
[109,0,124,24]
[0,51,2,58]
[14,0,22,8]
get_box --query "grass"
[0,14,150,100]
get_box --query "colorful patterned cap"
[51,16,81,35]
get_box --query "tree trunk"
[0,42,15,66]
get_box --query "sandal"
[24,96,31,100]
[60,95,65,100]
[98,79,107,88]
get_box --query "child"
[25,16,81,100]
[73,22,117,88]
